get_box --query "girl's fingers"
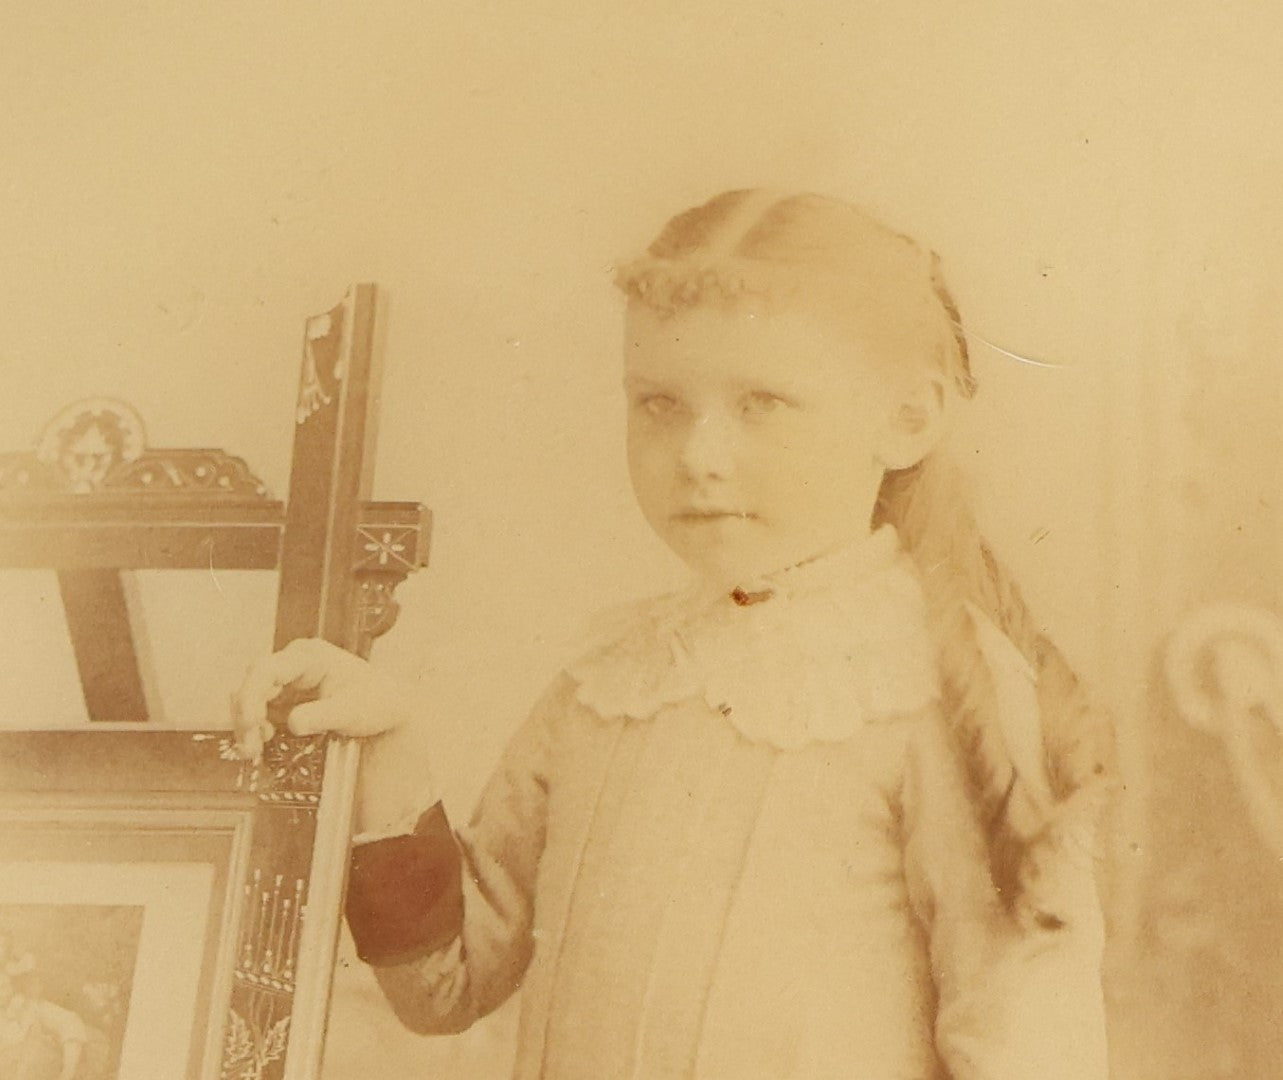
[230,639,377,756]
[229,695,274,761]
[232,664,283,745]
[231,697,264,760]
[231,646,313,756]
[231,639,344,740]
[286,681,408,738]
[285,696,359,737]
[277,636,350,688]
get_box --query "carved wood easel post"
[242,285,426,1080]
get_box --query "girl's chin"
[678,537,863,591]
[681,551,790,592]
[660,527,840,591]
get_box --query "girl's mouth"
[672,509,756,523]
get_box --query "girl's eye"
[740,391,789,419]
[633,393,682,418]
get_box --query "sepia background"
[2,3,1280,1077]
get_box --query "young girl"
[235,189,1115,1079]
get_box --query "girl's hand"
[231,638,413,760]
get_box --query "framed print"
[0,728,354,1080]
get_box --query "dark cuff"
[346,802,465,966]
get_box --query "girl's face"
[624,303,918,587]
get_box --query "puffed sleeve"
[900,707,1110,1080]
[345,674,573,1035]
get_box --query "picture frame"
[0,728,354,1080]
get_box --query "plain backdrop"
[3,4,1281,1077]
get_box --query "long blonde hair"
[616,189,1115,923]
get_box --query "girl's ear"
[876,373,947,470]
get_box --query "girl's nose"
[678,410,736,480]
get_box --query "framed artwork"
[0,729,348,1080]
[0,287,431,1079]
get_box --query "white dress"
[360,528,1109,1079]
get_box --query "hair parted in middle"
[616,188,977,399]
[615,188,1115,930]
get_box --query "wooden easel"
[0,285,429,1079]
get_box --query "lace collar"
[565,527,940,749]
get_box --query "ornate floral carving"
[1,399,273,498]
[355,525,418,572]
[349,505,431,653]
[296,308,346,425]
[256,732,327,804]
[110,450,271,496]
[355,576,403,643]
[222,1004,291,1080]
[190,732,326,804]
[39,398,146,490]
[236,870,306,993]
